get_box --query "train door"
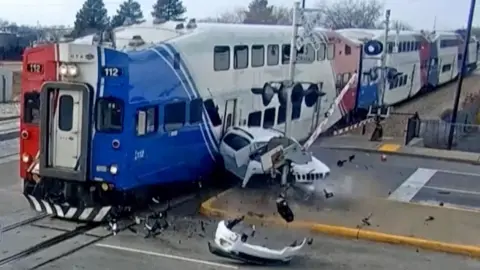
[222,99,237,134]
[51,90,83,168]
[39,83,91,181]
[407,64,416,98]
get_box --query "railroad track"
[0,193,197,269]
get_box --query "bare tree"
[198,7,246,23]
[390,20,414,31]
[272,6,293,25]
[317,0,384,29]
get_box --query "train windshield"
[96,97,124,133]
[23,92,40,124]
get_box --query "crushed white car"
[219,127,332,196]
[208,216,307,265]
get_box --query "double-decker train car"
[336,28,479,112]
[20,20,360,222]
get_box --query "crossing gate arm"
[302,73,358,150]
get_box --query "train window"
[136,106,158,136]
[442,64,452,73]
[234,45,249,69]
[345,45,351,55]
[203,99,222,127]
[335,74,343,89]
[58,95,73,132]
[214,46,230,71]
[251,45,265,67]
[317,44,326,60]
[263,107,276,128]
[281,44,291,64]
[96,97,124,133]
[402,75,408,86]
[297,44,315,63]
[277,105,286,124]
[267,44,279,66]
[223,133,250,151]
[189,98,203,124]
[342,73,350,84]
[23,92,40,124]
[327,44,335,60]
[164,101,186,131]
[292,102,301,120]
[248,111,262,127]
[387,42,394,53]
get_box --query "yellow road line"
[378,143,401,152]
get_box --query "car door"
[219,133,251,178]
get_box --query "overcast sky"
[1,0,478,30]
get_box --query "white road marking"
[423,185,480,196]
[435,169,480,177]
[388,168,437,202]
[95,243,239,269]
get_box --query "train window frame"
[267,44,279,66]
[248,111,262,127]
[214,46,230,71]
[95,97,124,133]
[263,107,276,128]
[136,106,158,136]
[164,101,187,132]
[317,44,326,60]
[251,45,265,67]
[281,44,291,65]
[297,44,315,64]
[23,92,40,125]
[234,45,249,69]
[189,98,203,124]
[327,43,335,60]
[58,95,74,132]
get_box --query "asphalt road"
[4,201,477,270]
[309,147,480,211]
[1,150,480,269]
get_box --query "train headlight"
[109,164,118,175]
[59,64,68,76]
[67,64,79,76]
[21,153,30,163]
[59,63,79,77]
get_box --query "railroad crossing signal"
[295,7,325,52]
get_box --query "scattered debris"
[425,216,434,222]
[276,194,294,223]
[439,202,444,206]
[438,191,450,195]
[337,154,355,167]
[361,213,373,227]
[380,154,387,162]
[208,217,307,265]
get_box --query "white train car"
[336,28,429,107]
[434,31,460,85]
[72,20,353,142]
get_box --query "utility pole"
[280,1,322,186]
[281,2,300,186]
[447,0,476,149]
[378,9,391,107]
[302,0,306,8]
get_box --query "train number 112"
[102,67,122,77]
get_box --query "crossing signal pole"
[281,1,323,186]
[447,0,476,150]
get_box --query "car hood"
[291,156,330,174]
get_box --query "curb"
[320,146,480,165]
[200,188,480,259]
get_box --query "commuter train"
[19,19,479,222]
[20,20,359,222]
